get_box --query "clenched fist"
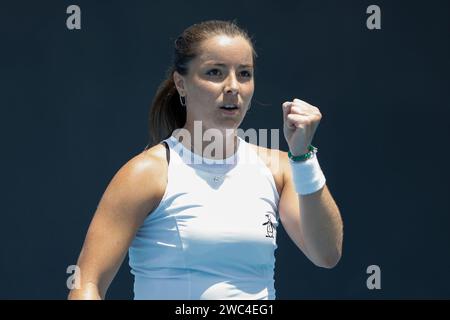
[282,98,322,156]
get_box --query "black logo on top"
[262,214,275,238]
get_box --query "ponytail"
[148,67,186,146]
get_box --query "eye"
[206,69,222,76]
[240,70,252,78]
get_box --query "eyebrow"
[204,63,253,68]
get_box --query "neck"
[174,123,239,160]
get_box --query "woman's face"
[174,35,255,134]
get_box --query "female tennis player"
[68,20,343,300]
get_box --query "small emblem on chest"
[262,214,275,238]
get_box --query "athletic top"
[128,134,280,299]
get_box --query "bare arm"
[68,146,167,299]
[278,151,343,268]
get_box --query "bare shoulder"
[246,142,288,195]
[117,143,167,184]
[101,143,168,216]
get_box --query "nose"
[224,73,239,95]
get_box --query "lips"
[219,104,239,110]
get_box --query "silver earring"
[179,95,186,107]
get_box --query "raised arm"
[280,98,343,268]
[278,150,343,268]
[68,145,167,299]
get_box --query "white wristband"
[289,154,326,195]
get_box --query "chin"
[217,115,245,128]
[218,120,242,130]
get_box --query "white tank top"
[128,134,280,300]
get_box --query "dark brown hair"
[147,19,257,146]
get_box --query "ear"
[173,71,186,96]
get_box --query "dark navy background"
[1,0,449,299]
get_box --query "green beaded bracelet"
[288,145,318,162]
